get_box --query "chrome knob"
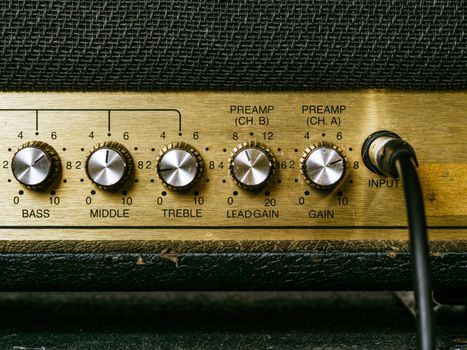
[12,141,61,190]
[86,141,134,191]
[229,141,275,191]
[300,142,347,190]
[156,143,203,191]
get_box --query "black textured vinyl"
[0,292,466,349]
[0,249,466,291]
[0,0,466,90]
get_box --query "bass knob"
[11,141,61,190]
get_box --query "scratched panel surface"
[0,91,465,240]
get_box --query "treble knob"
[228,141,275,191]
[11,141,61,190]
[156,142,203,191]
[86,141,134,191]
[300,142,347,190]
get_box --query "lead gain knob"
[229,141,276,191]
[300,142,347,190]
[156,142,203,191]
[12,141,61,190]
[86,141,134,191]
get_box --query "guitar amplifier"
[0,0,465,294]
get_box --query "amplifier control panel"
[0,91,465,240]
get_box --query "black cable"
[395,152,436,350]
[362,132,436,350]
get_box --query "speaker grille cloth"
[0,0,466,90]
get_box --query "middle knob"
[86,141,134,191]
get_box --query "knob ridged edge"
[228,141,276,191]
[299,142,347,190]
[156,142,204,191]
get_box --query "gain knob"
[156,142,203,191]
[86,141,134,191]
[229,141,275,191]
[11,141,61,190]
[300,142,347,190]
